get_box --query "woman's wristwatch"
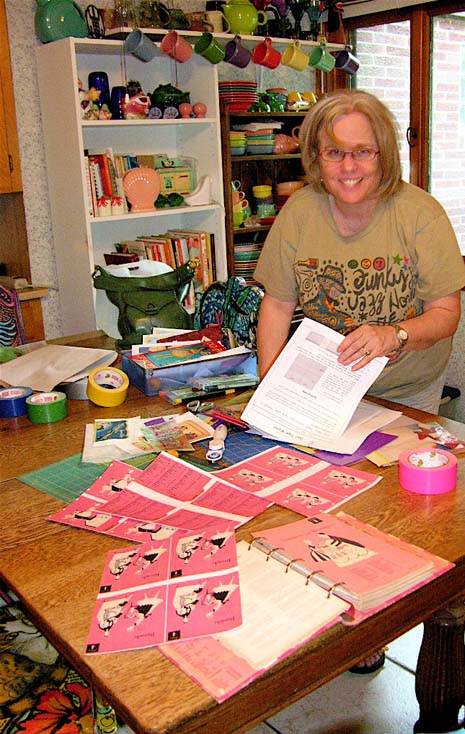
[390,324,409,356]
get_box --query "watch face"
[397,327,408,346]
[35,0,88,43]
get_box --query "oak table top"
[2,332,465,734]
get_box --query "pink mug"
[160,30,193,63]
[252,37,281,69]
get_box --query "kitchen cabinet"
[0,0,22,193]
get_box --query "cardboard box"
[158,168,194,196]
[121,350,257,397]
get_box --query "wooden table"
[2,332,465,734]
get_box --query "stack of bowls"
[252,184,273,213]
[230,130,247,156]
[275,179,306,210]
[246,129,275,155]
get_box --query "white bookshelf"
[36,37,226,336]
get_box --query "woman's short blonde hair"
[300,89,402,199]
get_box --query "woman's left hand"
[337,324,399,370]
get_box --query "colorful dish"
[123,167,161,212]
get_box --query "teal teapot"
[35,0,88,42]
[223,0,267,35]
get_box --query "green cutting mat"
[18,453,158,503]
[18,452,217,503]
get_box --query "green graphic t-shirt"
[254,182,465,402]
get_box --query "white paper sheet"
[242,318,392,453]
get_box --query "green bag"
[92,261,197,350]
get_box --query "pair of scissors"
[186,399,215,414]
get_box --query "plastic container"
[121,350,257,396]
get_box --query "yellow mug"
[281,41,309,72]
[302,90,318,105]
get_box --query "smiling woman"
[253,89,465,414]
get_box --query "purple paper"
[313,431,396,466]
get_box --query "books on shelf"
[104,252,140,266]
[85,147,127,216]
[168,229,216,294]
[161,512,453,702]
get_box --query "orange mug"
[291,125,301,144]
[232,190,246,205]
[160,30,193,63]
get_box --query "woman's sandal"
[349,648,387,675]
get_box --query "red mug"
[252,37,281,69]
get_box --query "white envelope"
[0,345,118,392]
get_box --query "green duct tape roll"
[26,391,68,424]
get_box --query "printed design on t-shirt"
[296,261,354,332]
[295,255,418,333]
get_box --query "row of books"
[104,229,216,308]
[84,148,127,216]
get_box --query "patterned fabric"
[194,277,263,351]
[0,585,117,734]
[0,286,26,347]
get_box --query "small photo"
[94,419,129,442]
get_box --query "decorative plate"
[123,167,161,212]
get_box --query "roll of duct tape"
[398,448,458,495]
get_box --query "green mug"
[309,41,335,73]
[194,32,225,64]
[233,209,243,227]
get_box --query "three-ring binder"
[248,535,348,599]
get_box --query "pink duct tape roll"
[398,448,458,495]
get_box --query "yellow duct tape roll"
[87,366,129,407]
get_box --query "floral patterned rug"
[0,585,117,734]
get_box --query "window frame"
[341,1,465,190]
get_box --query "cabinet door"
[0,0,22,193]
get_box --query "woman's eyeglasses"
[318,148,380,162]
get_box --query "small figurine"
[122,94,150,119]
[178,102,193,119]
[122,79,150,120]
[150,83,190,116]
[78,78,112,120]
[78,78,100,117]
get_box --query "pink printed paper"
[86,526,241,654]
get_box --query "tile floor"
[118,625,464,734]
